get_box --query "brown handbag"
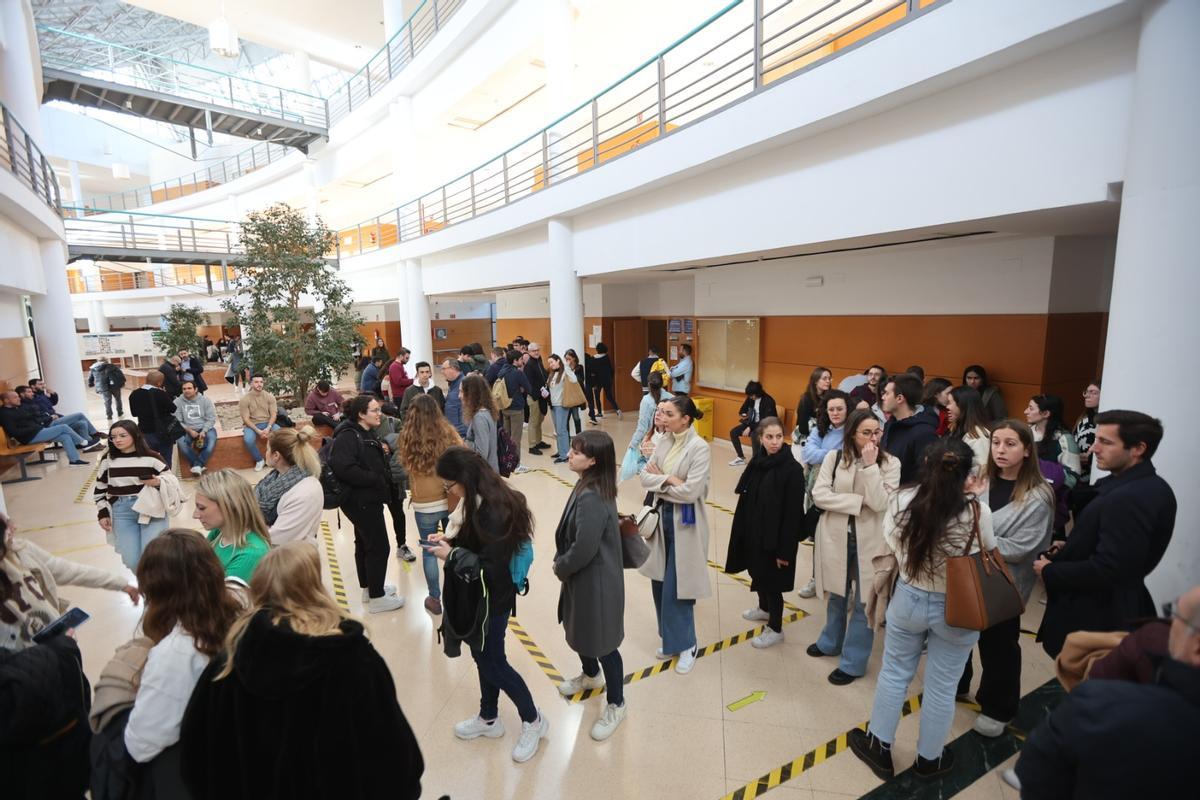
[944,501,1025,631]
[562,377,587,409]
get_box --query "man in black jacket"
[523,343,549,455]
[177,349,208,393]
[880,373,938,484]
[729,381,776,466]
[1035,410,1176,657]
[158,357,183,398]
[1014,584,1199,798]
[0,391,100,464]
[398,361,445,423]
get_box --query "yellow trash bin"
[691,396,714,442]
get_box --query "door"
[646,319,668,363]
[611,317,646,413]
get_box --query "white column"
[542,0,575,184]
[30,241,88,414]
[68,161,84,207]
[388,98,415,205]
[548,218,583,358]
[382,0,407,40]
[303,159,321,223]
[1100,0,1200,603]
[292,50,313,93]
[403,258,433,367]
[87,299,109,333]
[0,0,43,136]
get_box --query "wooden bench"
[0,427,51,484]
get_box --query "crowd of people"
[0,336,1189,798]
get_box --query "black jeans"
[582,650,625,706]
[757,590,784,633]
[144,432,173,469]
[589,382,620,419]
[471,607,538,723]
[957,615,1022,721]
[730,423,759,460]
[387,497,407,548]
[342,501,390,597]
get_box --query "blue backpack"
[508,539,534,595]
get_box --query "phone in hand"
[33,607,90,644]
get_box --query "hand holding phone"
[33,607,90,644]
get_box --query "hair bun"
[940,452,961,471]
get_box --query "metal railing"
[339,0,940,256]
[62,208,247,259]
[37,26,329,130]
[80,140,296,214]
[65,261,230,296]
[0,101,62,212]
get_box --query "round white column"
[292,50,313,93]
[403,258,433,367]
[382,0,407,40]
[30,241,88,414]
[1100,0,1200,602]
[87,299,109,333]
[0,0,43,136]
[548,218,583,358]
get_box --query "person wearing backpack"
[462,374,499,472]
[494,349,533,475]
[88,357,127,421]
[424,447,548,764]
[329,395,403,614]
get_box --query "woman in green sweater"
[193,469,271,584]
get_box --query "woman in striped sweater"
[95,420,170,571]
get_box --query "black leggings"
[582,650,625,706]
[589,383,620,418]
[342,501,390,597]
[757,591,784,633]
[957,615,1022,721]
[730,423,759,460]
[387,497,407,548]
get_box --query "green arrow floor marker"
[726,690,767,712]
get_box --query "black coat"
[585,353,614,386]
[179,356,207,393]
[1038,460,1176,657]
[737,392,778,426]
[524,357,549,413]
[328,421,392,506]
[725,445,806,592]
[158,362,182,397]
[1014,658,1198,799]
[0,403,43,444]
[882,408,938,485]
[129,386,176,437]
[181,611,423,800]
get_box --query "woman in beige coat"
[809,409,900,685]
[638,396,711,676]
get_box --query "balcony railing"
[339,0,942,256]
[63,208,247,260]
[66,262,234,296]
[0,101,62,212]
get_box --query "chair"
[0,427,50,484]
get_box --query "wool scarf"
[255,465,308,525]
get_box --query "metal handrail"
[337,0,940,257]
[66,262,223,297]
[37,26,328,130]
[0,101,62,212]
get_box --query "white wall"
[495,285,549,318]
[1048,235,1117,313]
[430,298,492,319]
[0,214,46,294]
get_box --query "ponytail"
[268,426,321,478]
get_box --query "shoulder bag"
[562,377,587,409]
[800,455,837,541]
[617,514,651,568]
[944,501,1025,631]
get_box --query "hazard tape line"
[532,467,575,488]
[320,519,350,611]
[508,616,565,684]
[1020,627,1038,639]
[706,560,806,614]
[74,461,101,503]
[721,693,924,800]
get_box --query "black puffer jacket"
[328,420,392,506]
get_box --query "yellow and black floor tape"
[532,468,575,488]
[722,694,924,800]
[707,560,807,614]
[75,461,101,503]
[320,520,350,611]
[508,616,566,684]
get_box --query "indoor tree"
[221,203,363,403]
[152,303,209,357]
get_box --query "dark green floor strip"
[858,679,1065,799]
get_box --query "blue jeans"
[54,412,98,439]
[651,505,697,654]
[414,510,448,600]
[30,424,87,461]
[177,428,217,468]
[110,495,168,572]
[815,527,874,676]
[869,581,980,760]
[552,405,570,457]
[242,422,279,461]
[470,605,538,723]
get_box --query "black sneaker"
[82,442,105,453]
[397,545,417,563]
[806,643,831,658]
[914,746,955,778]
[533,441,551,450]
[848,728,894,780]
[528,447,543,456]
[69,459,90,466]
[828,668,857,686]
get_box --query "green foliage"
[221,203,363,402]
[152,303,209,358]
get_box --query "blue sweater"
[801,425,845,467]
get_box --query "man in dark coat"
[880,373,937,484]
[158,357,183,398]
[1014,585,1199,799]
[1035,410,1176,658]
[177,349,208,393]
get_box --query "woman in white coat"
[254,427,324,547]
[638,395,711,676]
[809,409,900,685]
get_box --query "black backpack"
[104,364,126,390]
[317,436,347,510]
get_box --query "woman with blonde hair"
[399,393,462,615]
[181,542,424,799]
[461,373,499,472]
[254,426,324,546]
[193,469,271,584]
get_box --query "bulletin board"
[696,318,759,392]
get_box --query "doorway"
[611,318,646,413]
[646,319,668,362]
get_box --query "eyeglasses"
[1163,600,1199,632]
[1082,389,1100,397]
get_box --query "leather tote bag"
[944,501,1025,631]
[618,514,651,569]
[562,377,587,409]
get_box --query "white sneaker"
[615,410,622,419]
[675,645,698,675]
[1001,768,1021,791]
[590,702,627,742]
[742,607,770,622]
[362,584,397,602]
[654,647,671,660]
[254,459,265,472]
[190,465,203,476]
[513,465,530,474]
[751,629,785,649]
[798,578,817,599]
[729,457,746,466]
[511,712,549,763]
[454,715,506,740]
[366,594,405,614]
[557,672,606,697]
[973,713,1008,738]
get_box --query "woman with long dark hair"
[426,447,547,764]
[957,420,1053,738]
[621,371,672,481]
[545,353,580,463]
[1023,394,1082,487]
[564,349,586,436]
[922,378,952,436]
[796,390,850,599]
[725,416,806,649]
[849,438,995,780]
[795,366,832,446]
[809,409,900,684]
[962,364,1007,422]
[461,373,499,472]
[946,386,991,470]
[94,419,171,571]
[553,430,627,740]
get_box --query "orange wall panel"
[496,318,552,355]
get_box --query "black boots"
[848,728,894,780]
[913,746,955,778]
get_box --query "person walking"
[255,427,324,547]
[94,420,172,571]
[88,357,127,421]
[461,373,499,472]
[848,438,995,780]
[553,430,628,740]
[330,395,404,614]
[399,394,462,615]
[584,343,621,423]
[638,396,711,675]
[427,447,549,764]
[809,409,900,683]
[192,470,272,585]
[174,380,217,477]
[725,416,806,649]
[128,369,179,470]
[545,353,581,463]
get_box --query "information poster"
[78,331,163,359]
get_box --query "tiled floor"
[3,382,1047,799]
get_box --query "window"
[697,318,759,392]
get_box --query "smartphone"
[32,607,90,644]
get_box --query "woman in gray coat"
[461,374,499,473]
[957,419,1053,738]
[553,430,626,742]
